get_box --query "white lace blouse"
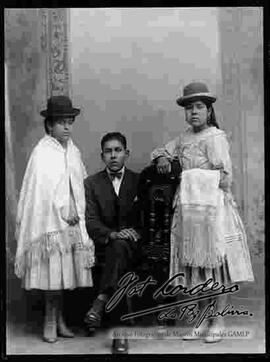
[151,126,232,190]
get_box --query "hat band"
[47,109,76,113]
[181,92,215,100]
[177,92,216,107]
[40,108,80,117]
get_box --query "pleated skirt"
[22,226,93,291]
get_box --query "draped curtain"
[5,62,17,269]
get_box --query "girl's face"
[48,116,75,146]
[184,100,211,132]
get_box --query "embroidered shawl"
[15,135,95,278]
[177,168,224,268]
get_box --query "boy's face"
[101,139,129,172]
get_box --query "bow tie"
[109,172,123,181]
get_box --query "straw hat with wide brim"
[176,82,216,107]
[40,96,80,117]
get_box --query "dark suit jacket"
[84,168,141,250]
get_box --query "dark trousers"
[99,238,139,326]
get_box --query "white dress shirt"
[107,166,125,196]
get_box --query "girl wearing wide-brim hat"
[14,96,95,343]
[151,82,254,343]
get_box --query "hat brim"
[40,108,80,117]
[176,93,216,107]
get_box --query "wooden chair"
[135,160,181,325]
[138,160,181,269]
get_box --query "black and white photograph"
[5,7,265,355]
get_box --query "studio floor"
[7,294,265,355]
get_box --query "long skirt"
[22,224,93,290]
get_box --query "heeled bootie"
[43,294,58,343]
[57,292,74,338]
[57,312,75,338]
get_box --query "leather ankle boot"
[111,338,129,354]
[57,292,74,338]
[57,312,74,338]
[43,294,58,343]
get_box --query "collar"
[106,166,125,178]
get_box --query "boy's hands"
[109,229,140,242]
[118,228,140,242]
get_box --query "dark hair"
[101,132,127,150]
[205,103,219,129]
[44,117,54,134]
[185,98,219,129]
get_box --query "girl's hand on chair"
[156,156,171,174]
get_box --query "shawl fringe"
[15,226,95,278]
[171,204,224,268]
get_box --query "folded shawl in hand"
[178,168,223,268]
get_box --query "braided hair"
[203,100,219,129]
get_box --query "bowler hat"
[40,96,80,117]
[176,82,216,107]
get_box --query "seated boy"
[84,132,141,353]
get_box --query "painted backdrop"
[5,8,264,324]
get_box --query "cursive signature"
[105,272,157,313]
[105,272,240,322]
[156,300,252,327]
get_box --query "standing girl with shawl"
[151,82,254,343]
[14,96,95,343]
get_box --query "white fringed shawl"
[177,168,224,268]
[15,135,95,278]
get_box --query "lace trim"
[171,203,224,268]
[15,226,95,278]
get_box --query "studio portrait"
[5,7,265,355]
